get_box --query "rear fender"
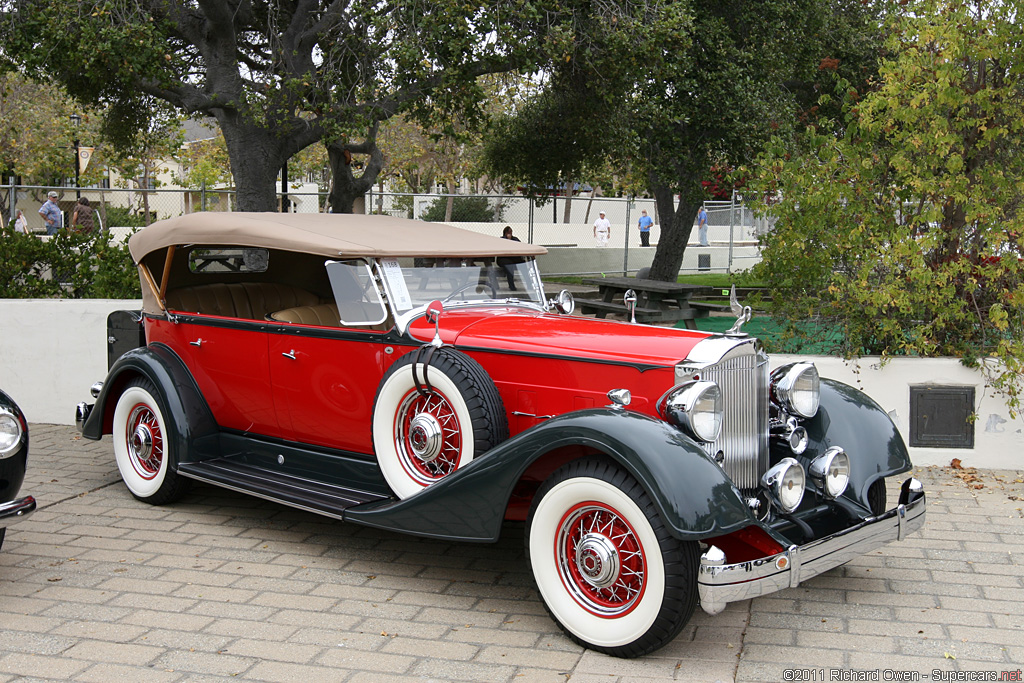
[345,409,754,543]
[81,343,219,465]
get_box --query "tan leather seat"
[166,283,318,320]
[269,303,391,331]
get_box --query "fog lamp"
[762,457,806,513]
[809,446,850,498]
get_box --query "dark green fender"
[803,378,913,507]
[80,343,220,464]
[345,409,755,543]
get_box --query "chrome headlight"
[658,380,723,442]
[771,363,820,419]
[809,446,850,498]
[0,408,24,458]
[761,457,805,512]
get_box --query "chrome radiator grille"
[699,352,770,490]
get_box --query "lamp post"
[70,114,81,199]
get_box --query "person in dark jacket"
[496,226,524,291]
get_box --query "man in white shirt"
[593,211,611,247]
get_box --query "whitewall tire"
[526,458,698,657]
[112,379,189,504]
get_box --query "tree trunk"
[216,113,313,212]
[444,181,456,221]
[647,182,702,281]
[562,180,573,223]
[326,131,384,214]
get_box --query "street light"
[70,114,81,199]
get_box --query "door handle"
[190,338,204,347]
[282,351,297,360]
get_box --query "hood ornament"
[725,285,752,336]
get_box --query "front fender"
[345,409,754,543]
[80,343,219,464]
[804,378,913,507]
[0,389,29,505]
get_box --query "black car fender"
[80,343,219,465]
[802,378,913,509]
[0,389,29,505]
[345,408,755,543]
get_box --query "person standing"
[637,209,653,247]
[38,191,63,236]
[71,197,95,233]
[13,209,29,234]
[593,210,611,247]
[496,226,524,290]
[697,204,709,246]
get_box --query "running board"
[177,459,388,520]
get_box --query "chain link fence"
[6,183,767,276]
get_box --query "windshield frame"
[375,257,551,333]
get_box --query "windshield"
[378,257,546,313]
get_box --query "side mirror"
[425,300,444,324]
[624,289,637,324]
[554,289,575,315]
[425,300,444,347]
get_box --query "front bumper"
[698,478,926,614]
[0,495,36,526]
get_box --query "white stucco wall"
[0,300,1018,469]
[774,355,1022,470]
[0,299,140,425]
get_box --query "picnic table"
[579,276,719,328]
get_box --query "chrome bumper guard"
[0,495,36,525]
[698,478,925,615]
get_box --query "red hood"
[408,307,710,367]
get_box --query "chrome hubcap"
[575,532,620,589]
[131,423,153,461]
[408,413,443,463]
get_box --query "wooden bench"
[578,299,671,323]
[688,301,732,313]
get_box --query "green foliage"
[482,0,883,279]
[2,0,576,211]
[102,206,148,229]
[0,227,141,299]
[421,196,502,223]
[748,0,1024,414]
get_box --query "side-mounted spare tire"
[372,347,508,499]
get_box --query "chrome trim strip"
[697,478,926,615]
[0,496,36,524]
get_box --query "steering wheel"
[442,281,497,303]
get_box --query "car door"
[267,260,389,454]
[163,318,281,437]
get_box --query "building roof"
[128,212,546,262]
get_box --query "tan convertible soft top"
[129,212,547,262]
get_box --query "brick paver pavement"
[1,424,1021,682]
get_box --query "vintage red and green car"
[76,212,925,657]
[1,389,37,550]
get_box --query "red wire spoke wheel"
[124,402,164,480]
[394,388,464,484]
[556,501,647,617]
